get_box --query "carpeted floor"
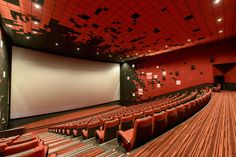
[132,91,236,157]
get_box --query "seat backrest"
[21,144,48,157]
[87,121,101,138]
[152,111,167,137]
[153,107,161,113]
[120,115,133,131]
[3,139,39,156]
[104,119,120,141]
[144,109,153,117]
[130,116,152,149]
[133,112,144,124]
[12,136,37,145]
[176,105,185,122]
[166,108,177,128]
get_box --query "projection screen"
[10,46,120,119]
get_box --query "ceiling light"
[156,66,159,69]
[26,36,30,39]
[55,43,59,46]
[135,53,138,55]
[77,47,80,51]
[148,50,151,52]
[34,3,41,9]
[127,55,129,57]
[165,45,168,48]
[96,52,99,55]
[109,55,112,58]
[120,57,122,59]
[218,30,223,33]
[6,24,12,28]
[0,40,3,48]
[187,39,191,42]
[32,31,37,34]
[217,18,222,22]
[33,21,39,25]
[213,0,220,4]
[132,64,135,68]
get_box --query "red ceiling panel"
[0,0,235,62]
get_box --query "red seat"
[190,100,197,114]
[81,121,101,139]
[184,102,192,119]
[152,111,167,137]
[144,109,153,117]
[12,136,37,145]
[117,116,152,152]
[133,112,144,124]
[21,143,48,157]
[3,139,39,156]
[73,122,88,137]
[176,105,185,124]
[120,115,133,131]
[95,119,120,143]
[166,108,178,129]
[153,107,161,113]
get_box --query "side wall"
[0,26,11,130]
[121,38,236,105]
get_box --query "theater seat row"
[49,89,197,142]
[117,89,212,151]
[0,133,48,157]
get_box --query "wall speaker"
[210,56,215,63]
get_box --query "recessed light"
[26,36,30,39]
[55,43,59,46]
[218,30,223,33]
[32,31,37,34]
[33,21,39,25]
[156,66,159,69]
[77,47,80,51]
[135,53,138,55]
[213,0,220,4]
[132,64,135,68]
[217,18,222,22]
[148,50,151,52]
[120,57,122,59]
[127,55,129,57]
[6,24,12,28]
[109,55,112,58]
[34,3,41,9]
[165,45,168,48]
[96,52,99,55]
[187,39,191,42]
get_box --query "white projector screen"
[11,46,120,119]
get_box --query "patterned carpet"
[132,91,236,157]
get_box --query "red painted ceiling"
[0,0,235,62]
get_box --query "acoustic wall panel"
[11,47,120,119]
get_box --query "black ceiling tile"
[103,7,109,11]
[192,28,200,32]
[161,7,167,12]
[165,38,171,41]
[153,28,160,33]
[78,14,90,20]
[74,23,82,29]
[131,13,141,19]
[198,37,205,40]
[184,14,194,21]
[94,8,103,15]
[92,23,100,29]
[128,27,133,32]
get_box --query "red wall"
[125,38,236,102]
[225,65,236,83]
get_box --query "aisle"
[133,91,236,157]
